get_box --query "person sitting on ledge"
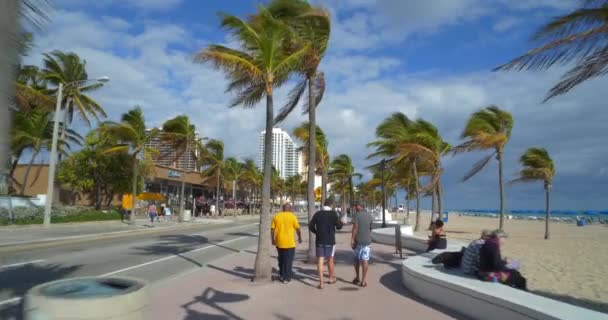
[460,230,491,275]
[479,229,527,291]
[426,219,447,252]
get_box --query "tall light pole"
[43,77,109,227]
[381,158,386,228]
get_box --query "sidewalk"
[145,227,466,320]
[0,215,259,248]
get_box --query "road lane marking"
[99,234,257,277]
[0,260,45,270]
[0,297,21,307]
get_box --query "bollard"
[395,225,403,259]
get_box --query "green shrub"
[0,209,121,225]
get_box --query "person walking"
[351,203,373,287]
[310,199,343,289]
[271,203,302,284]
[148,202,158,225]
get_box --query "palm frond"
[303,71,326,114]
[545,47,608,100]
[274,78,307,124]
[462,153,495,182]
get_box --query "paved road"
[0,219,268,319]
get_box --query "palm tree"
[242,158,261,215]
[161,115,202,222]
[267,0,331,264]
[329,154,362,213]
[15,65,54,113]
[101,107,158,224]
[285,173,303,204]
[196,7,310,281]
[368,113,447,231]
[495,1,608,101]
[42,50,106,127]
[200,139,225,217]
[453,105,514,230]
[293,122,330,261]
[511,148,555,239]
[225,157,245,216]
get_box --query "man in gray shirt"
[351,203,373,287]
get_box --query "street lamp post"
[43,77,109,227]
[381,158,386,228]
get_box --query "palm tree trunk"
[413,160,421,232]
[497,150,505,230]
[232,179,237,217]
[405,189,410,224]
[20,151,38,195]
[215,173,220,216]
[178,141,189,222]
[130,155,138,225]
[0,0,18,199]
[545,183,551,240]
[306,77,316,263]
[254,91,274,281]
[437,179,444,220]
[431,184,437,222]
[9,149,23,193]
[321,165,327,206]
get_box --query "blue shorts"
[353,245,371,261]
[316,245,335,258]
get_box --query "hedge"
[0,209,122,226]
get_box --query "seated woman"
[426,219,447,252]
[479,230,527,291]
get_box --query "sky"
[24,0,608,210]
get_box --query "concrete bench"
[400,253,608,320]
[371,227,464,253]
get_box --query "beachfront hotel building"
[257,128,300,179]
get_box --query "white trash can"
[24,277,147,320]
[183,209,192,222]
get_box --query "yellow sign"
[122,193,166,210]
[314,187,322,201]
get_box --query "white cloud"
[493,16,520,32]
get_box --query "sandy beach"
[398,212,608,313]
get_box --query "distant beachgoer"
[427,219,447,252]
[351,203,373,287]
[271,203,302,283]
[210,204,216,217]
[460,230,491,275]
[148,203,157,224]
[479,230,527,290]
[310,199,343,289]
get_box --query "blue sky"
[26,0,608,210]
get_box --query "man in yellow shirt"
[271,203,302,283]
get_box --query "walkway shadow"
[133,234,239,267]
[182,287,249,320]
[531,290,608,314]
[0,263,81,320]
[379,270,471,320]
[225,232,257,238]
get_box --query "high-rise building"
[145,128,200,172]
[257,128,300,179]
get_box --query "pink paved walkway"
[145,226,465,320]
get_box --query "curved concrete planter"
[401,255,608,320]
[24,277,148,320]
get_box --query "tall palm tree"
[15,65,54,113]
[101,107,158,224]
[495,1,608,101]
[329,154,362,212]
[200,139,225,217]
[285,173,303,204]
[293,122,330,261]
[42,50,106,127]
[267,0,331,264]
[196,7,309,281]
[511,148,555,239]
[161,115,201,222]
[224,157,245,216]
[453,105,514,230]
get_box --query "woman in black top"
[427,219,447,252]
[479,230,527,290]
